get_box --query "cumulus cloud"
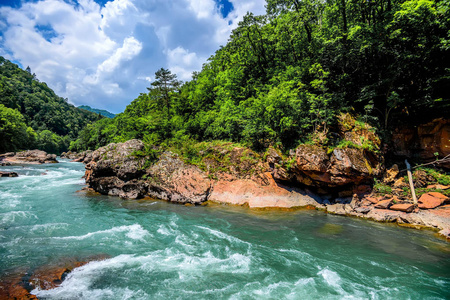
[0,0,267,113]
[167,46,205,81]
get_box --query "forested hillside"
[67,0,450,153]
[0,56,101,153]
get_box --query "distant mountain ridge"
[78,105,115,118]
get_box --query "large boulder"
[146,152,211,204]
[85,140,147,199]
[85,140,212,203]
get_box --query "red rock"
[427,192,449,200]
[390,203,415,213]
[418,192,448,209]
[360,199,373,206]
[427,184,450,190]
[208,172,322,209]
[0,273,38,300]
[392,118,450,168]
[365,196,380,204]
[374,199,392,209]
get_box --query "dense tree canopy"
[67,0,449,153]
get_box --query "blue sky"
[0,0,265,113]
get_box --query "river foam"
[53,224,151,241]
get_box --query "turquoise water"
[0,160,449,299]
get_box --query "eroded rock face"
[278,144,380,191]
[146,152,211,204]
[0,150,58,164]
[392,118,450,168]
[272,114,382,194]
[84,141,211,203]
[208,172,323,209]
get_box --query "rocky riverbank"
[77,137,450,240]
[0,150,58,165]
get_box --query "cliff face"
[392,118,450,168]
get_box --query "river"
[0,160,449,299]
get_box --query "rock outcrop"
[0,150,58,164]
[85,140,147,199]
[83,140,324,209]
[208,172,323,209]
[272,114,382,195]
[323,193,450,239]
[146,152,211,203]
[82,133,449,239]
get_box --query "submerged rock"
[0,171,18,177]
[0,255,109,299]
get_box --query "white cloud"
[0,0,266,113]
[86,36,142,85]
[167,46,204,81]
[187,0,216,19]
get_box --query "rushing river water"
[0,160,449,299]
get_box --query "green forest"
[71,0,450,154]
[2,0,450,156]
[0,56,101,153]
